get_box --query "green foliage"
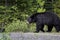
[0,33,11,40]
[5,20,28,32]
[37,8,46,13]
[17,0,45,13]
[53,0,60,14]
[37,0,45,6]
[0,0,60,32]
[5,20,36,32]
[37,0,45,13]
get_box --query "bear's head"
[27,14,37,24]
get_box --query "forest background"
[0,0,60,32]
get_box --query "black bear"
[27,12,60,32]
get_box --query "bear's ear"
[30,14,36,19]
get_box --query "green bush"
[0,33,11,40]
[5,20,36,32]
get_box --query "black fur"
[27,12,60,32]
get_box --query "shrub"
[5,20,36,32]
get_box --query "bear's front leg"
[35,24,45,33]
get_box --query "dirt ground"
[9,32,60,40]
